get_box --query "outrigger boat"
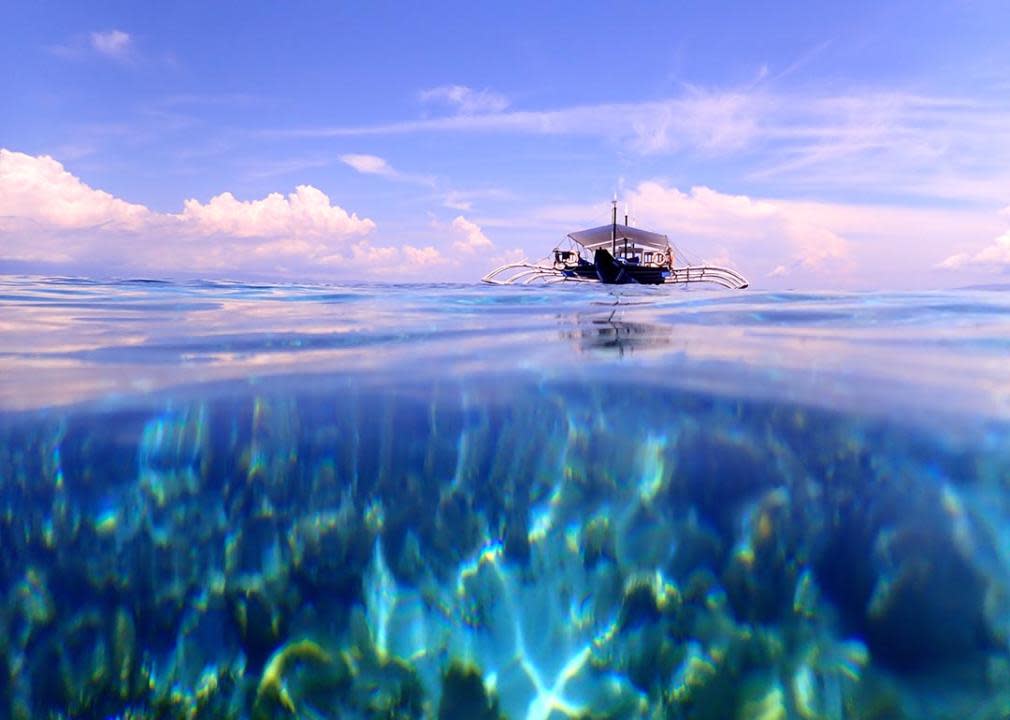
[482,201,748,289]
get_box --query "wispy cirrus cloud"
[442,188,512,211]
[340,153,435,187]
[157,93,263,108]
[419,84,509,115]
[50,29,135,61]
[340,153,397,176]
[273,87,1010,205]
[747,93,1010,202]
[90,30,132,59]
[275,90,761,156]
[240,157,331,180]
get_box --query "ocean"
[1,275,1009,719]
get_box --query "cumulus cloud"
[178,186,373,238]
[419,85,509,115]
[0,149,396,277]
[489,247,527,266]
[450,216,493,253]
[611,181,1010,287]
[349,241,447,270]
[0,149,471,279]
[0,149,150,231]
[403,245,446,265]
[625,181,850,278]
[90,30,132,59]
[938,230,1010,269]
[472,183,1008,288]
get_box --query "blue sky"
[3,1,1010,287]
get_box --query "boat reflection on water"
[560,304,675,357]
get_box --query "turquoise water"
[2,276,1010,719]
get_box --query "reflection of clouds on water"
[5,280,1010,431]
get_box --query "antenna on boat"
[611,196,618,254]
[624,204,629,226]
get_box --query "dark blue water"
[2,276,1010,719]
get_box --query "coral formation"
[1,381,1008,718]
[252,638,332,718]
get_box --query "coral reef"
[1,380,1009,718]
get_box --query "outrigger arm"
[482,261,748,289]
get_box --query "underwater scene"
[3,276,1010,720]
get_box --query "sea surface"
[2,275,1010,719]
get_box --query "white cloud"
[419,85,509,115]
[48,29,136,63]
[340,153,396,177]
[349,242,398,265]
[442,188,511,211]
[280,91,761,157]
[489,247,527,266]
[242,157,331,180]
[742,93,1010,203]
[0,149,407,277]
[403,245,446,265]
[450,216,493,253]
[8,147,1006,288]
[938,230,1010,269]
[625,181,850,278]
[348,242,447,270]
[339,153,435,187]
[277,88,1010,204]
[443,194,472,211]
[90,30,132,59]
[517,182,1007,288]
[178,186,373,238]
[0,148,150,231]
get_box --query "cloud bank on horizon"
[3,2,1010,287]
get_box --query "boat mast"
[611,197,617,255]
[624,205,629,258]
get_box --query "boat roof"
[567,223,669,251]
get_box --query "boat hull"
[564,249,668,284]
[563,265,668,284]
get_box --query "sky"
[2,1,1010,289]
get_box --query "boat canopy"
[567,224,669,252]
